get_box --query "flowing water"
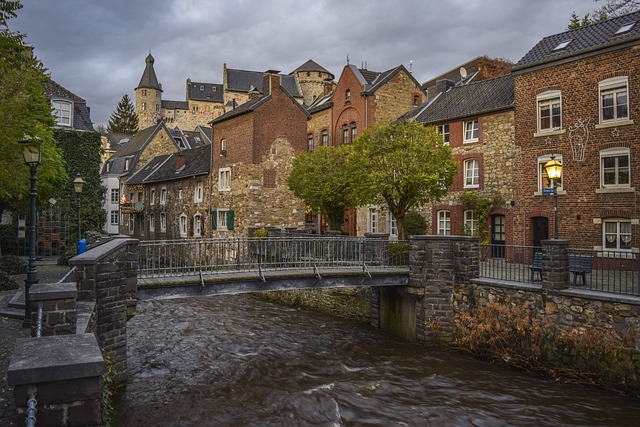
[118,295,640,426]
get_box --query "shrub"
[388,241,410,266]
[0,270,19,291]
[0,255,27,275]
[404,211,426,237]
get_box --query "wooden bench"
[569,254,594,286]
[529,252,542,281]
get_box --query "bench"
[529,252,542,281]
[569,254,594,286]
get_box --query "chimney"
[248,85,260,100]
[176,151,185,170]
[323,79,334,95]
[435,79,455,94]
[262,71,281,96]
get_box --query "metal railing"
[139,237,409,278]
[479,244,541,284]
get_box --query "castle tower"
[290,60,335,106]
[135,53,163,129]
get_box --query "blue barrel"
[78,238,87,254]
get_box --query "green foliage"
[404,211,426,237]
[253,228,268,238]
[0,255,26,275]
[458,191,504,243]
[287,145,356,231]
[101,352,120,426]
[0,270,19,291]
[568,1,640,29]
[0,0,22,27]
[348,121,457,239]
[108,94,139,134]
[388,241,410,266]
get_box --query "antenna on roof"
[409,60,413,74]
[346,54,350,65]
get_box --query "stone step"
[8,292,25,309]
[0,306,24,319]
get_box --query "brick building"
[403,74,516,246]
[210,73,311,236]
[512,11,640,253]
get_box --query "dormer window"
[345,90,351,103]
[52,99,72,127]
[552,40,572,51]
[615,22,635,35]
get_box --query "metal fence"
[139,237,409,278]
[479,244,640,296]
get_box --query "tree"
[348,121,457,240]
[107,94,139,134]
[568,1,640,29]
[287,145,356,231]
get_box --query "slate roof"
[162,100,189,110]
[401,74,514,124]
[104,132,133,151]
[195,125,212,144]
[137,53,162,90]
[514,10,640,71]
[126,144,211,185]
[188,81,224,102]
[44,79,94,131]
[307,91,334,114]
[209,96,270,124]
[290,59,335,79]
[170,127,210,149]
[345,64,424,96]
[225,67,302,97]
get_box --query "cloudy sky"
[11,0,596,128]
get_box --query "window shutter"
[228,210,235,230]
[211,211,217,230]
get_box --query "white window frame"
[194,181,204,203]
[367,207,378,233]
[321,129,328,147]
[160,187,167,205]
[149,214,155,232]
[537,90,562,132]
[179,214,188,238]
[217,209,230,232]
[437,211,451,236]
[351,122,357,142]
[160,213,166,232]
[51,99,72,126]
[150,189,155,206]
[110,210,119,225]
[603,219,632,251]
[129,214,134,235]
[218,168,231,191]
[599,77,629,124]
[464,210,477,236]
[343,124,349,144]
[194,214,202,237]
[537,154,563,192]
[463,120,478,143]
[387,210,398,239]
[110,189,119,204]
[464,159,480,188]
[600,147,630,188]
[307,133,314,152]
[437,124,449,145]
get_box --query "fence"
[479,244,640,296]
[139,237,409,278]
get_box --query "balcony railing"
[120,200,144,214]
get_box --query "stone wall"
[373,69,424,123]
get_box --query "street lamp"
[21,143,41,328]
[73,173,85,251]
[544,155,563,239]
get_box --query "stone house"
[44,79,94,131]
[401,74,516,246]
[290,59,335,106]
[210,73,311,237]
[100,121,179,235]
[511,11,640,253]
[124,144,211,240]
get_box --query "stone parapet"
[29,282,77,337]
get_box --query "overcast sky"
[11,0,596,128]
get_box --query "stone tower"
[135,53,163,129]
[291,60,334,106]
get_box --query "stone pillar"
[541,239,570,291]
[29,282,77,336]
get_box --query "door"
[491,214,506,258]
[531,217,548,250]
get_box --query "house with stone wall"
[401,74,516,247]
[124,144,211,240]
[210,73,311,237]
[511,11,640,253]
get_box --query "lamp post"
[544,155,563,239]
[21,144,41,328]
[73,174,85,251]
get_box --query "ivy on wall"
[458,191,505,243]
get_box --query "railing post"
[541,239,570,291]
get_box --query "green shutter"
[211,211,217,230]
[227,210,234,230]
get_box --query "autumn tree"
[287,145,356,231]
[348,121,457,239]
[107,94,139,134]
[568,0,639,29]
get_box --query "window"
[160,187,167,204]
[124,157,131,171]
[464,159,480,188]
[437,124,449,145]
[368,207,378,233]
[387,211,398,238]
[157,213,165,233]
[603,219,632,250]
[110,210,119,225]
[537,91,562,132]
[178,189,183,199]
[552,39,572,51]
[129,214,134,234]
[194,181,204,203]
[214,209,234,231]
[599,77,629,123]
[51,100,72,126]
[308,133,314,152]
[150,189,155,205]
[149,214,155,232]
[110,189,119,204]
[321,129,328,147]
[538,154,563,192]
[343,124,349,144]
[463,120,479,143]
[179,214,187,238]
[615,22,635,34]
[219,168,231,191]
[413,94,420,106]
[351,122,357,142]
[464,210,477,236]
[194,214,202,237]
[600,148,630,188]
[221,138,227,156]
[141,89,147,96]
[141,102,146,111]
[345,89,351,103]
[437,211,450,235]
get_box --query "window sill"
[464,185,480,190]
[534,189,566,196]
[463,139,479,144]
[595,119,634,129]
[533,129,565,138]
[218,188,231,192]
[595,187,635,194]
[591,247,638,259]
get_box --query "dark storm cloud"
[11,0,595,127]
